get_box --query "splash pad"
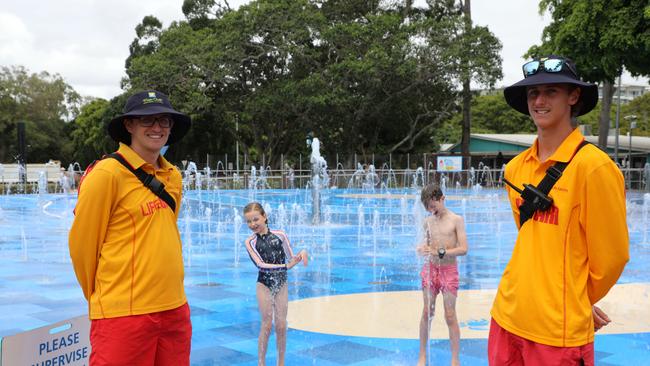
[0,186,649,365]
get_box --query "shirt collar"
[256,229,272,239]
[117,143,175,172]
[525,128,584,163]
[547,128,585,163]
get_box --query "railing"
[180,168,499,191]
[166,167,650,192]
[1,167,649,194]
[0,163,63,183]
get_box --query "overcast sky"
[1,0,646,100]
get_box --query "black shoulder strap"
[517,140,590,226]
[536,140,590,195]
[106,153,176,212]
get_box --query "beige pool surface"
[288,283,650,339]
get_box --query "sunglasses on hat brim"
[522,58,578,78]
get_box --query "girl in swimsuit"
[243,202,308,366]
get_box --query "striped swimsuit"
[248,230,293,294]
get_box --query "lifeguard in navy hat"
[108,90,191,145]
[489,56,629,365]
[69,89,193,365]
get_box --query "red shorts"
[488,318,594,366]
[420,262,459,296]
[90,303,192,366]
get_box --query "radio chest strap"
[106,153,177,212]
[514,140,590,227]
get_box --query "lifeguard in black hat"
[69,90,192,365]
[488,56,629,365]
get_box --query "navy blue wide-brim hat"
[504,56,598,117]
[108,90,191,145]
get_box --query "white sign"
[1,316,90,366]
[437,156,463,172]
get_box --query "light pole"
[624,115,637,188]
[235,115,239,173]
[614,74,623,164]
[624,115,637,162]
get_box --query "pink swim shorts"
[420,262,459,296]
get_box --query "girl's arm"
[297,249,309,266]
[276,230,307,268]
[245,237,288,269]
[277,230,295,257]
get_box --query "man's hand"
[593,305,611,332]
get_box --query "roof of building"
[441,133,650,155]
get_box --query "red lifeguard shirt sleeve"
[68,167,116,301]
[581,162,629,305]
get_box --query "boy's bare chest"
[425,218,456,241]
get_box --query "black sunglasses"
[522,58,578,78]
[136,115,174,128]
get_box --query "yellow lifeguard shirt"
[491,128,629,347]
[69,144,187,319]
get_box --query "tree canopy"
[526,0,650,149]
[0,66,81,164]
[116,0,502,167]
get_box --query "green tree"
[307,4,458,159]
[527,0,650,150]
[69,98,116,167]
[120,0,504,167]
[565,93,650,138]
[623,93,650,136]
[455,0,503,169]
[124,15,163,72]
[470,94,535,134]
[0,66,81,164]
[436,93,535,151]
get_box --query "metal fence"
[181,166,650,191]
[181,167,497,191]
[1,166,649,194]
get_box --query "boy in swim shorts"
[417,184,469,366]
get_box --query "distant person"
[489,56,629,365]
[69,90,192,365]
[495,151,504,170]
[243,202,308,366]
[59,168,72,194]
[416,184,469,366]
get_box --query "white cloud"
[472,1,552,87]
[0,0,189,99]
[0,12,34,62]
[0,0,646,101]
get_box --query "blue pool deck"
[0,188,649,365]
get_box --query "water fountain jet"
[309,137,328,224]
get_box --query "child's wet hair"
[244,202,268,224]
[420,184,443,207]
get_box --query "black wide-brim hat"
[108,90,191,145]
[504,57,598,117]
